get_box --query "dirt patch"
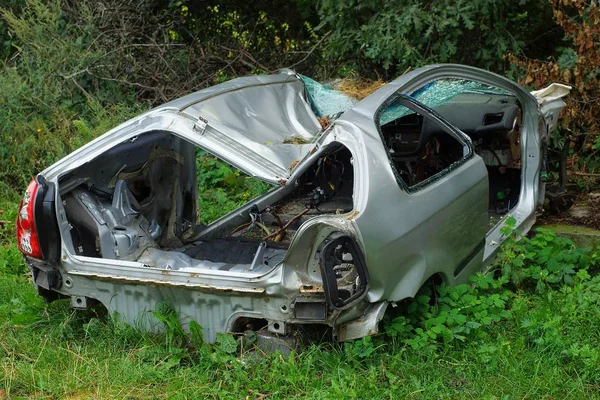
[538,192,600,230]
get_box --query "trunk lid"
[178,72,323,182]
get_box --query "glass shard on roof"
[300,75,357,118]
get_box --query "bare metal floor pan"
[133,238,290,276]
[182,238,287,265]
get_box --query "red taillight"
[16,178,42,258]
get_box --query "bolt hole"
[75,297,83,305]
[273,322,280,330]
[65,278,72,287]
[281,305,287,312]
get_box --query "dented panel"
[23,65,569,345]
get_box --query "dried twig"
[283,31,332,71]
[263,209,310,241]
[571,171,600,177]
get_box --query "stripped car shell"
[19,65,569,343]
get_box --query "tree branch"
[282,31,331,71]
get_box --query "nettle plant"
[385,274,513,351]
[383,217,599,351]
[496,217,597,292]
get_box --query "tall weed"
[0,0,142,197]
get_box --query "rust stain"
[300,284,324,293]
[346,210,360,221]
[289,159,300,172]
[161,270,170,275]
[278,178,288,186]
[69,271,265,294]
[338,325,348,338]
[189,273,200,278]
[318,116,331,130]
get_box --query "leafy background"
[1,0,597,204]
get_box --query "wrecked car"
[16,65,570,343]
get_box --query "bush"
[0,0,143,197]
[0,0,326,200]
[315,0,558,76]
[510,1,600,181]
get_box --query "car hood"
[175,71,323,182]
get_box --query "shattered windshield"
[410,79,511,107]
[301,75,514,126]
[300,75,357,118]
[380,79,513,125]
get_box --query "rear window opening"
[195,149,273,226]
[58,131,354,275]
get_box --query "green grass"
[1,282,599,398]
[2,215,600,398]
[196,150,273,225]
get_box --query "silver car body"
[24,65,569,342]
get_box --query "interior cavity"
[409,79,523,224]
[58,131,354,275]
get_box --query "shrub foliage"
[315,0,558,76]
[510,0,600,178]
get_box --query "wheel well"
[230,317,268,333]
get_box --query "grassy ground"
[2,211,600,399]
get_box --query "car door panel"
[358,154,488,302]
[348,92,488,302]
